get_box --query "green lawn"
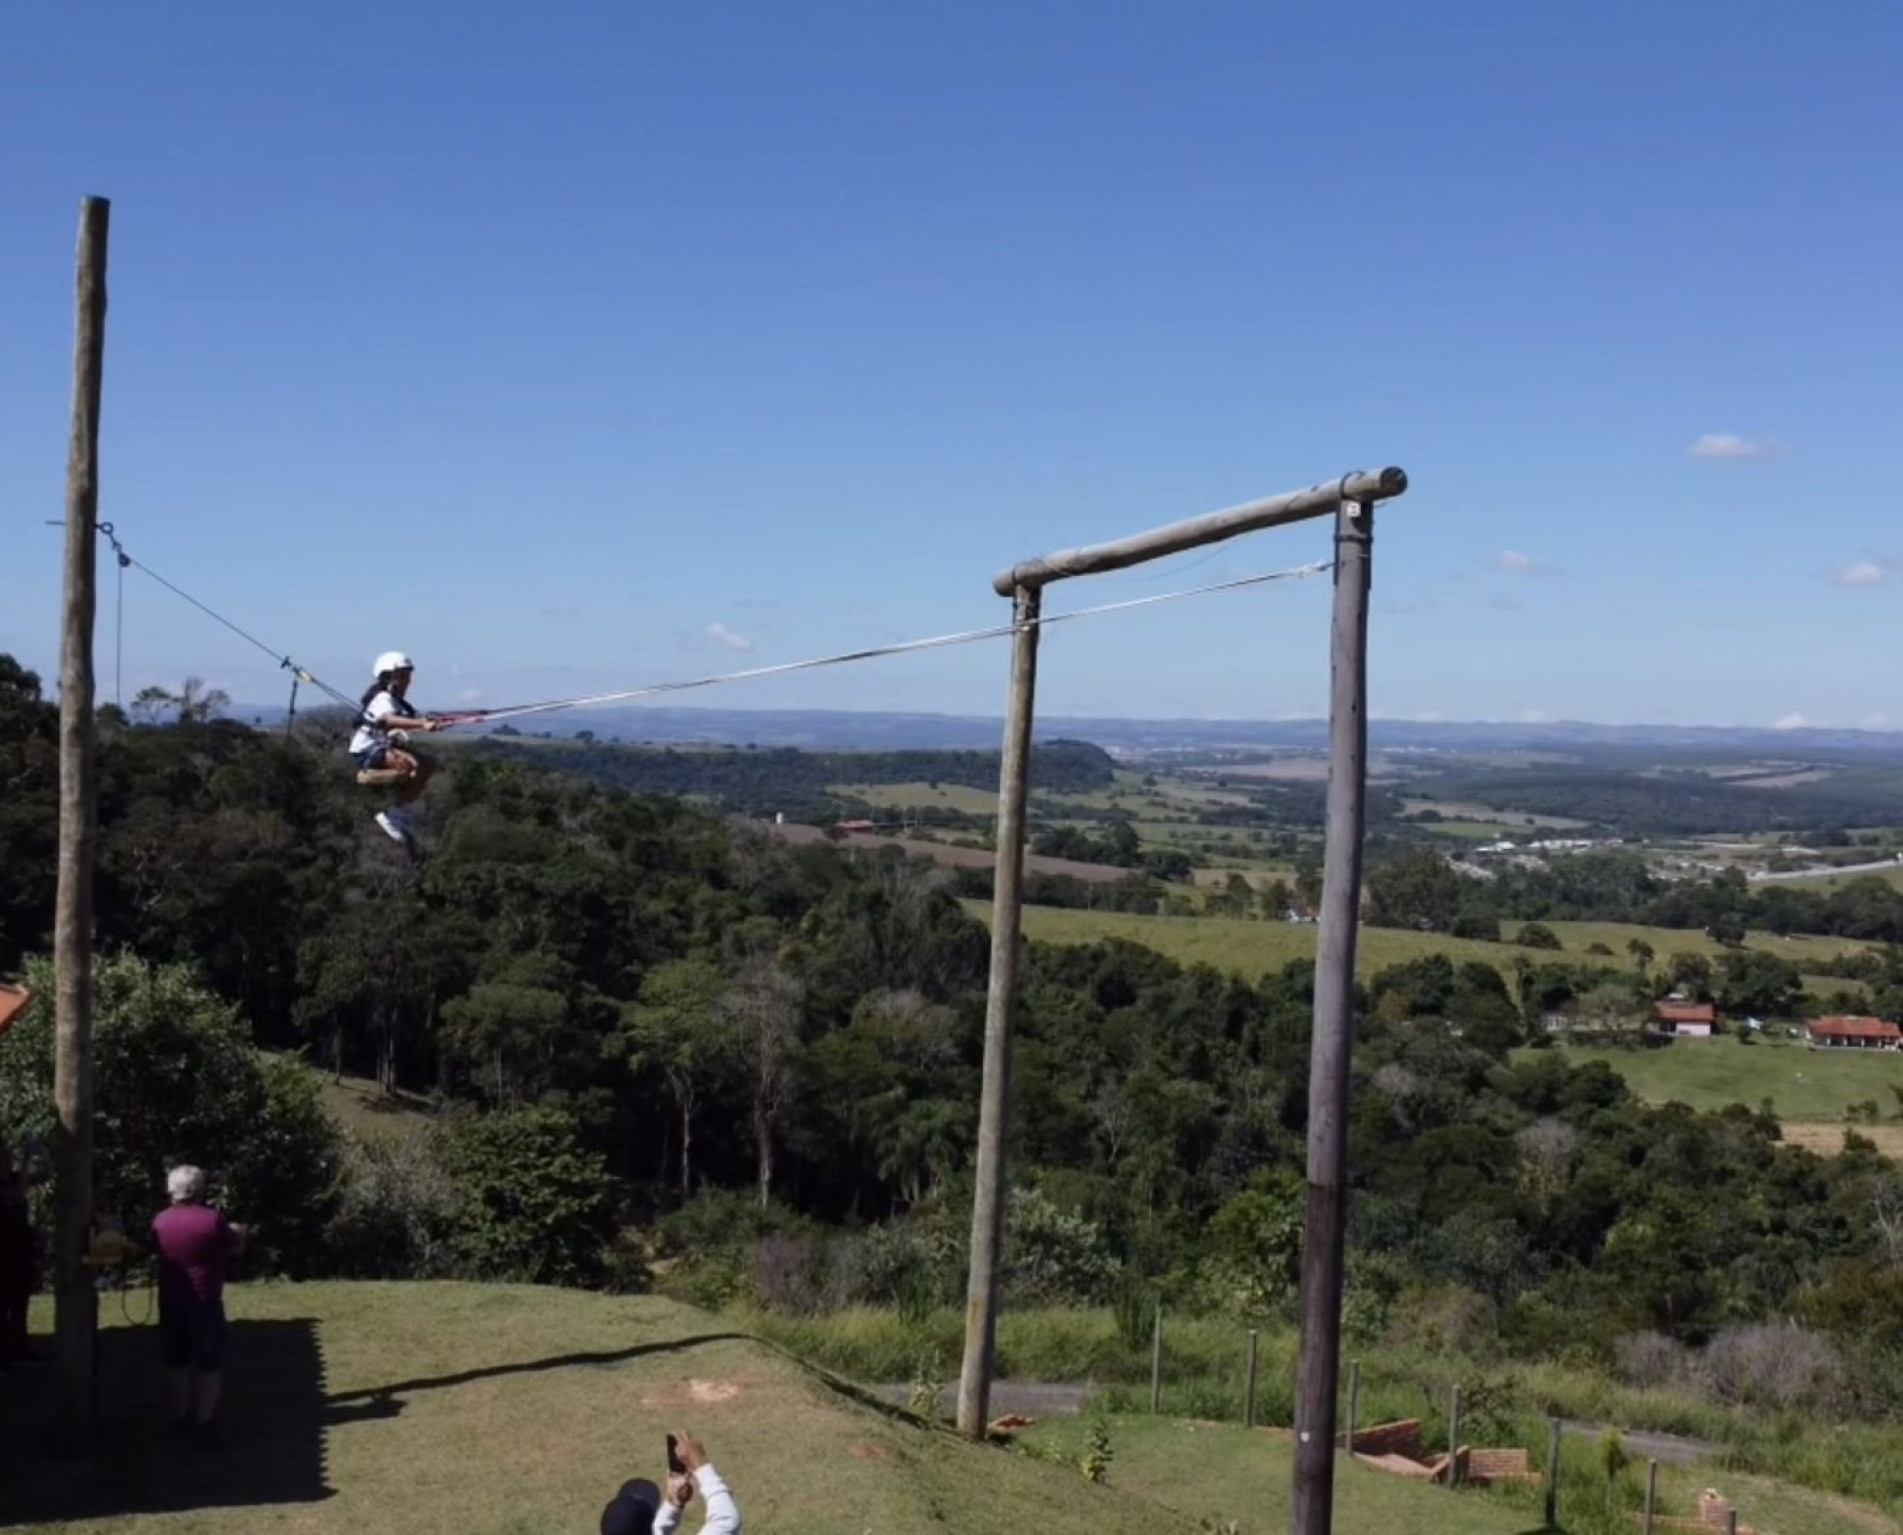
[1527,1037,1903,1122]
[1017,1414,1890,1535]
[1018,1416,1542,1535]
[973,903,1872,985]
[6,1283,1212,1535]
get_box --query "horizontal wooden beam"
[992,466,1407,595]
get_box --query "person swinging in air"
[349,651,444,851]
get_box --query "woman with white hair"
[150,1164,247,1444]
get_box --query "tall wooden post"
[956,585,1042,1438]
[1289,495,1374,1535]
[54,195,109,1433]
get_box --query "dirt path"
[1558,1418,1716,1466]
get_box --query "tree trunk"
[679,1087,694,1198]
[755,1101,773,1209]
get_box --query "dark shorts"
[353,745,390,770]
[159,1296,227,1371]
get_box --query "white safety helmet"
[372,650,415,679]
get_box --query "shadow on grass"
[326,1332,748,1404]
[0,1316,340,1525]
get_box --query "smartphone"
[666,1434,685,1475]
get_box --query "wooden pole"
[1245,1328,1260,1428]
[54,194,109,1435]
[1643,1459,1657,1534]
[956,585,1042,1439]
[1150,1299,1164,1413]
[1544,1417,1563,1528]
[1446,1383,1462,1489]
[1289,495,1374,1535]
[1725,1513,1738,1535]
[993,468,1405,594]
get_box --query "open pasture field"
[1528,1037,1903,1122]
[976,904,1872,984]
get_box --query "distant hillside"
[464,736,1116,818]
[248,701,1903,757]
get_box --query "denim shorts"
[353,745,389,770]
[159,1296,227,1371]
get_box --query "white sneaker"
[375,809,413,845]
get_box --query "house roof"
[1655,1002,1716,1024]
[0,983,29,1036]
[1808,1015,1902,1040]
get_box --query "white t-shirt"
[349,689,407,756]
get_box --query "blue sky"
[2,1,1898,729]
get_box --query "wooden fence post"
[1643,1459,1658,1534]
[1447,1383,1462,1489]
[1544,1417,1563,1528]
[1150,1300,1164,1413]
[1245,1329,1260,1429]
[1345,1358,1360,1452]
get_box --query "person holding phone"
[598,1429,741,1535]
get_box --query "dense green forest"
[6,652,1903,1426]
[1433,765,1903,836]
[462,734,1116,821]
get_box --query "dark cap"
[600,1478,662,1535]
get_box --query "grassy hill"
[972,903,1871,985]
[3,1280,1602,1535]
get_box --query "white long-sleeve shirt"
[653,1464,741,1535]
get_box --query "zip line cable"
[53,520,1332,731]
[457,561,1334,726]
[74,521,363,718]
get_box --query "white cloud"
[1488,550,1566,577]
[1771,712,1809,731]
[1689,433,1782,461]
[1518,709,1556,724]
[1861,712,1894,730]
[457,688,482,703]
[1829,560,1887,587]
[705,622,753,653]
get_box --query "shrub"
[1613,1330,1685,1391]
[325,1130,460,1279]
[651,1188,813,1309]
[1516,923,1564,951]
[1696,1323,1843,1412]
[1004,1187,1116,1306]
[438,1105,614,1286]
[753,1231,833,1315]
[0,952,342,1273]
